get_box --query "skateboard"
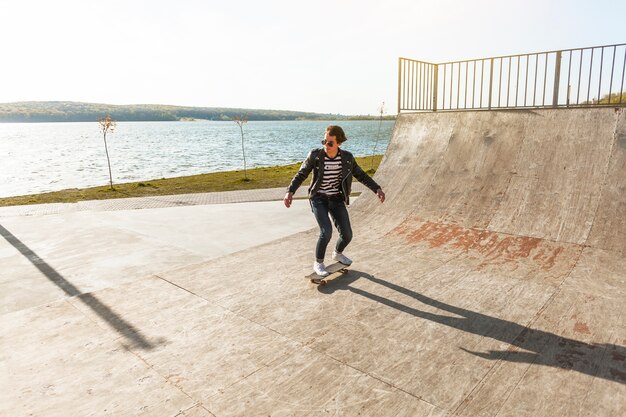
[306,262,350,285]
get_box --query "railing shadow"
[0,223,161,350]
[320,269,625,385]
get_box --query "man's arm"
[284,150,316,208]
[353,161,385,203]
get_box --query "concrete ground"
[1,191,320,417]
[2,109,625,417]
[0,186,366,417]
[0,196,319,316]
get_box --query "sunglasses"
[321,140,336,147]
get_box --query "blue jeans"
[310,195,353,262]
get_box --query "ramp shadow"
[0,223,162,351]
[319,268,625,385]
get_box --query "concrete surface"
[0,198,318,315]
[1,108,625,417]
[0,183,367,217]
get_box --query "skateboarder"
[284,125,385,277]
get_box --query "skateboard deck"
[306,262,350,285]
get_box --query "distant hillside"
[0,101,395,123]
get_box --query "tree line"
[0,101,394,123]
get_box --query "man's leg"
[311,197,333,262]
[329,199,352,253]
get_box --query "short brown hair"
[326,125,347,144]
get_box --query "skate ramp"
[5,108,624,416]
[352,107,625,253]
[152,107,624,415]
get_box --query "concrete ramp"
[355,107,625,249]
[3,108,624,416]
[155,107,624,415]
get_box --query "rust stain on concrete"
[554,339,595,369]
[391,219,566,270]
[541,246,565,270]
[610,368,626,382]
[573,322,591,335]
[555,351,584,369]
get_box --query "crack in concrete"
[126,346,216,417]
[576,328,615,416]
[68,304,212,417]
[154,273,445,414]
[173,404,217,417]
[453,242,586,417]
[584,108,622,247]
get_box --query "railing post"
[433,65,438,111]
[567,84,571,107]
[552,51,562,107]
[488,58,494,110]
[397,58,402,114]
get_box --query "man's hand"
[376,189,385,203]
[283,192,294,208]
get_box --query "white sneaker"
[332,251,352,266]
[313,261,330,277]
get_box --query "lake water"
[0,120,394,198]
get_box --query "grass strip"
[0,155,383,207]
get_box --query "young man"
[284,125,385,277]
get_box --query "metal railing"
[398,43,626,113]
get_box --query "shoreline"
[0,154,383,208]
[0,116,397,124]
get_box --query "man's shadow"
[317,269,625,385]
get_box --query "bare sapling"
[98,115,116,190]
[233,115,250,181]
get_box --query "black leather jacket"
[287,148,380,205]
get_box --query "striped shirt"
[318,152,342,196]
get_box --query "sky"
[1,0,625,115]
